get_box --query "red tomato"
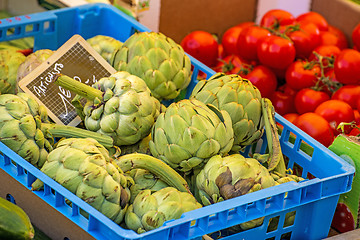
[243,65,277,98]
[334,49,360,85]
[357,98,360,112]
[352,22,360,51]
[283,113,299,123]
[285,60,321,90]
[257,35,296,70]
[295,88,330,114]
[308,45,341,69]
[268,66,287,80]
[278,83,298,97]
[296,11,329,31]
[354,110,360,125]
[180,30,219,67]
[212,55,251,75]
[287,22,321,59]
[270,90,296,115]
[331,85,360,109]
[260,9,295,29]
[332,203,356,233]
[218,44,224,59]
[327,25,349,49]
[236,26,271,61]
[314,99,355,135]
[319,30,348,50]
[293,112,334,147]
[321,68,341,94]
[221,22,254,56]
[349,124,360,136]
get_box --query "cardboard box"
[156,0,257,43]
[311,0,360,46]
[256,0,311,23]
[0,0,45,15]
[117,0,257,44]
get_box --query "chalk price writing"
[56,75,98,119]
[33,63,63,97]
[32,61,99,119]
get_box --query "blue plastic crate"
[0,3,355,240]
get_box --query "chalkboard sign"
[19,34,117,126]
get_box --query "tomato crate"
[0,3,355,240]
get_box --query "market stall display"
[0,2,358,240]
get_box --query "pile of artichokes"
[0,32,304,236]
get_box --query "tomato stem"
[310,51,342,94]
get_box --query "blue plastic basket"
[0,3,355,240]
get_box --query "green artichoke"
[0,93,33,128]
[125,187,202,233]
[0,93,117,168]
[196,154,275,231]
[0,94,53,168]
[127,168,169,203]
[16,92,51,124]
[16,49,53,82]
[55,72,161,146]
[112,31,192,100]
[115,153,191,203]
[119,134,151,156]
[196,154,275,206]
[32,138,132,224]
[149,98,234,174]
[0,49,26,94]
[190,72,264,152]
[87,35,123,65]
[0,114,53,168]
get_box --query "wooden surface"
[326,228,360,239]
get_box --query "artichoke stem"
[115,153,191,194]
[261,98,286,177]
[54,74,103,101]
[41,123,114,149]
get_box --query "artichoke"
[115,153,191,203]
[115,153,190,203]
[195,98,291,231]
[0,49,26,94]
[125,187,202,233]
[196,154,275,231]
[190,72,264,152]
[87,35,123,65]
[127,168,169,203]
[16,92,51,124]
[0,93,117,168]
[0,94,53,168]
[119,134,151,156]
[196,154,276,206]
[0,114,53,168]
[112,31,192,100]
[32,138,132,224]
[149,98,234,174]
[16,49,53,82]
[55,72,160,146]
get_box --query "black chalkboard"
[19,34,116,126]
